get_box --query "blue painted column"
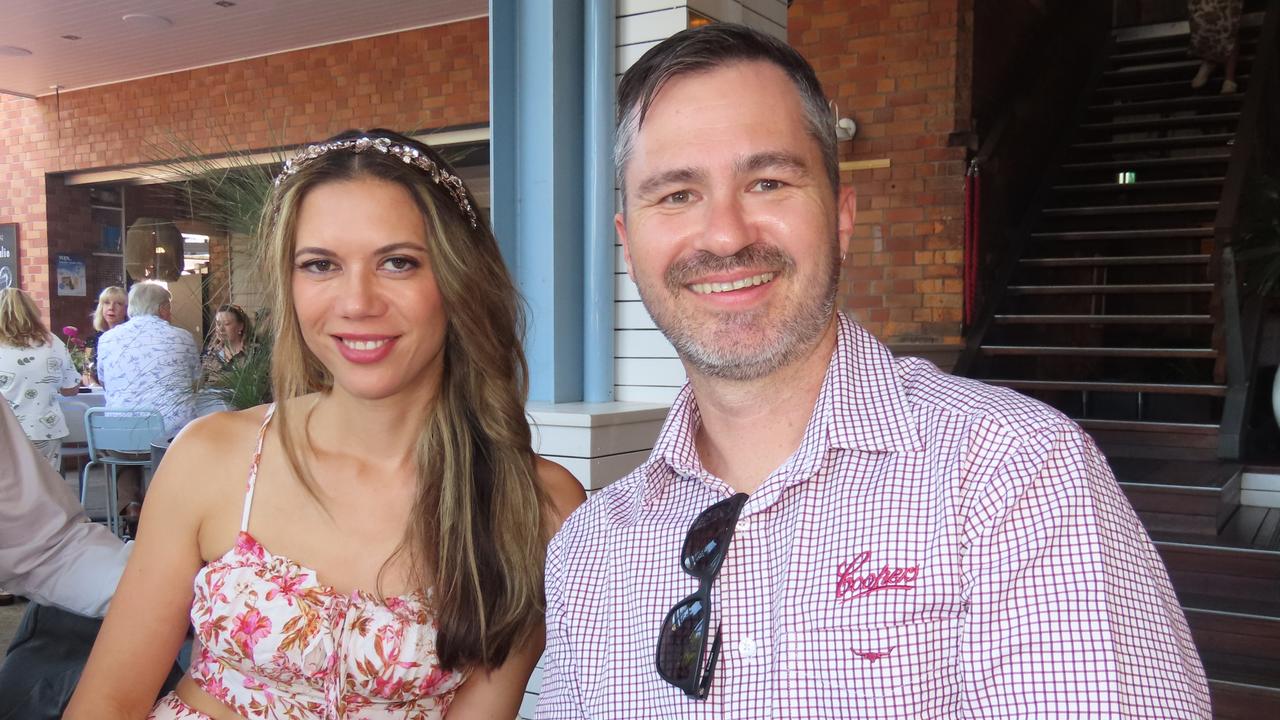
[582,0,615,402]
[491,0,615,403]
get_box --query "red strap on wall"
[963,160,981,328]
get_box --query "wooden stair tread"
[1087,95,1243,114]
[1109,458,1240,488]
[1095,76,1250,95]
[1060,154,1231,171]
[1043,201,1218,215]
[990,379,1227,396]
[1078,418,1220,432]
[1030,227,1215,240]
[1072,133,1236,151]
[1019,254,1209,266]
[980,345,1217,358]
[1110,43,1257,65]
[1079,113,1241,132]
[1054,178,1226,191]
[1154,507,1280,551]
[994,313,1212,324]
[1006,283,1213,294]
[1200,654,1280,688]
[1177,592,1280,618]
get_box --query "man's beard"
[636,241,840,382]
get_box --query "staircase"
[960,8,1280,717]
[967,21,1266,460]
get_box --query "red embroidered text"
[852,647,895,663]
[834,551,919,601]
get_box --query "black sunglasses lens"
[656,595,709,683]
[682,495,746,576]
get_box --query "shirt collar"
[640,313,922,504]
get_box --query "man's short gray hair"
[127,281,171,318]
[614,23,838,201]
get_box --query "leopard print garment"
[1188,0,1243,64]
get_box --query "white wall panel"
[616,300,658,329]
[616,357,688,386]
[616,384,683,404]
[615,329,676,358]
[617,6,687,44]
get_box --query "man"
[537,24,1210,719]
[96,281,200,514]
[0,400,132,719]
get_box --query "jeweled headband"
[274,135,479,228]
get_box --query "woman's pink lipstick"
[333,335,398,364]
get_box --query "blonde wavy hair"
[258,129,547,671]
[0,288,52,348]
[92,285,127,332]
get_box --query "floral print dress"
[1189,0,1243,64]
[149,405,466,720]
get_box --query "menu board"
[0,224,16,290]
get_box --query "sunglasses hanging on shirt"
[655,492,749,699]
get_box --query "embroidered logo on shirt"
[852,646,895,663]
[834,551,919,601]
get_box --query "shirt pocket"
[780,616,963,717]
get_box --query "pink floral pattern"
[180,531,465,719]
[151,406,466,719]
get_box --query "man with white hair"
[95,281,199,515]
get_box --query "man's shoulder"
[892,355,1072,438]
[548,464,652,564]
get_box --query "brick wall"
[789,0,973,346]
[0,17,489,323]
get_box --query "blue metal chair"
[81,407,165,537]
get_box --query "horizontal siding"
[617,357,688,386]
[616,383,683,404]
[617,6,687,44]
[688,0,786,35]
[616,300,660,329]
[615,329,674,357]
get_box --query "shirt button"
[738,636,758,658]
[737,517,751,531]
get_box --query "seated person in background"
[0,400,177,720]
[66,129,585,720]
[201,304,253,383]
[95,281,200,515]
[83,285,128,386]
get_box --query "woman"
[85,285,127,385]
[1188,0,1243,93]
[66,130,586,719]
[202,304,253,381]
[0,287,82,469]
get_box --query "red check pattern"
[538,314,1210,719]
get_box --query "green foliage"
[143,133,281,238]
[205,341,273,411]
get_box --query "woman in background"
[84,285,127,385]
[201,304,252,382]
[68,129,585,719]
[0,287,82,469]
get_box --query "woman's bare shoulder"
[168,403,272,456]
[534,456,586,535]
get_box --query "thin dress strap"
[240,403,277,533]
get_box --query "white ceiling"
[0,0,487,98]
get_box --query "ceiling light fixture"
[121,14,174,30]
[214,1,237,7]
[60,35,81,41]
[0,46,32,56]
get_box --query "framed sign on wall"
[0,223,17,290]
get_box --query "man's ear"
[836,184,856,258]
[615,212,636,282]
